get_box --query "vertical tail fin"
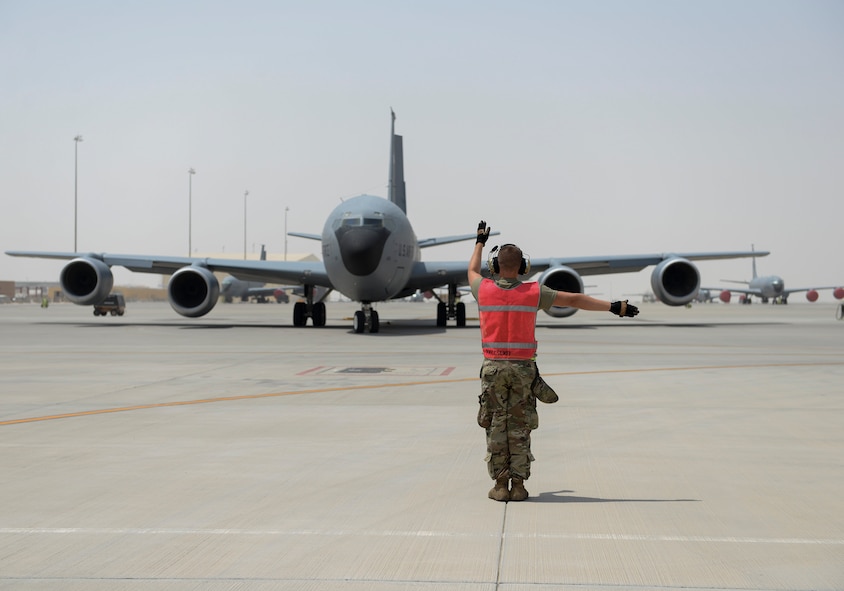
[388,108,407,213]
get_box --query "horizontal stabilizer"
[287,232,321,241]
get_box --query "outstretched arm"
[553,291,611,311]
[553,291,640,317]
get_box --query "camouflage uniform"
[477,359,539,480]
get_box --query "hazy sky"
[2,1,842,301]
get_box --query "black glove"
[476,220,491,245]
[610,300,639,317]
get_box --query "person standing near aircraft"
[468,221,639,501]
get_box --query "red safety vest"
[478,279,540,360]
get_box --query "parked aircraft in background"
[6,111,770,332]
[628,289,716,304]
[703,246,844,304]
[221,276,289,303]
[694,288,720,303]
[220,245,289,303]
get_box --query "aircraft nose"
[335,226,391,276]
[772,279,784,293]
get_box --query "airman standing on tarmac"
[468,220,639,501]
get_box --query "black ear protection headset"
[488,244,531,276]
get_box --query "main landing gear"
[292,285,331,327]
[433,283,466,328]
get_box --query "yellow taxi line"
[2,361,841,426]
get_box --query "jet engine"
[60,257,114,305]
[537,265,584,318]
[719,290,732,303]
[806,289,819,302]
[167,265,220,318]
[650,257,700,306]
[834,287,844,300]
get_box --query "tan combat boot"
[488,476,510,501]
[509,478,529,501]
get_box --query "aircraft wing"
[700,285,841,297]
[399,250,770,295]
[5,251,333,288]
[701,286,758,296]
[782,286,841,296]
[528,250,769,277]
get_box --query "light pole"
[188,168,195,256]
[243,190,249,260]
[284,206,289,261]
[73,135,83,251]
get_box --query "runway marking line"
[0,527,841,546]
[2,361,842,427]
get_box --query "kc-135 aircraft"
[703,245,844,304]
[7,111,769,332]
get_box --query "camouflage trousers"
[477,359,540,481]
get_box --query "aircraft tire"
[293,302,307,327]
[456,302,466,327]
[353,310,366,333]
[370,310,379,333]
[836,304,844,321]
[436,302,447,327]
[312,302,326,327]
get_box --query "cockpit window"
[341,216,384,228]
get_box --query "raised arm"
[468,220,490,284]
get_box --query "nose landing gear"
[353,303,380,333]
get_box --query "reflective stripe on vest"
[478,279,540,360]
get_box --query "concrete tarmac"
[1,300,842,590]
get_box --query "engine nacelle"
[719,290,732,303]
[650,257,700,306]
[537,265,584,318]
[806,289,819,302]
[60,257,114,305]
[833,287,844,300]
[167,265,220,318]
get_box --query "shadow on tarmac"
[533,490,700,504]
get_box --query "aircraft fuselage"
[321,194,419,302]
[749,275,785,299]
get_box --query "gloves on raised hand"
[610,300,639,317]
[476,220,491,245]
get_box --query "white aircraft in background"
[703,245,844,304]
[7,111,770,332]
